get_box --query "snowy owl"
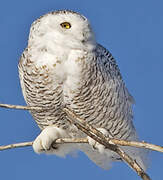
[18,10,148,170]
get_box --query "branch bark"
[0,103,158,180]
[63,107,151,180]
[0,103,42,111]
[0,138,87,151]
[1,137,162,153]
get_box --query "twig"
[0,138,88,151]
[0,103,43,111]
[0,103,155,180]
[63,107,151,180]
[110,139,163,153]
[0,134,152,179]
[0,102,162,153]
[0,141,33,151]
[0,137,162,154]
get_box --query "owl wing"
[96,44,135,105]
[81,44,148,170]
[18,48,67,130]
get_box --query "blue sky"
[0,0,163,179]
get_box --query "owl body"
[19,10,148,170]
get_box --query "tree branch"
[0,141,33,151]
[110,139,163,153]
[1,137,162,154]
[63,107,151,180]
[0,103,158,180]
[0,103,43,111]
[0,138,87,151]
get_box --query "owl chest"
[22,56,87,107]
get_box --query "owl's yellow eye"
[60,22,71,29]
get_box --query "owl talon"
[33,126,68,154]
[92,143,97,150]
[51,142,59,150]
[87,128,109,154]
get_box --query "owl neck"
[28,30,96,55]
[27,41,96,69]
[27,35,96,67]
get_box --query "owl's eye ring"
[60,22,71,29]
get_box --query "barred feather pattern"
[67,45,136,140]
[19,44,135,139]
[19,44,147,168]
[18,10,148,170]
[19,49,68,130]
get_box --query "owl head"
[28,10,96,51]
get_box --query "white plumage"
[18,10,148,170]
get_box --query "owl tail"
[79,144,148,171]
[120,146,149,171]
[79,144,120,170]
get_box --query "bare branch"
[1,137,162,153]
[63,107,151,180]
[110,139,163,153]
[0,104,158,153]
[0,138,87,151]
[0,141,33,151]
[1,137,162,154]
[0,103,42,111]
[0,103,156,180]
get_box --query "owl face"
[29,10,96,51]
